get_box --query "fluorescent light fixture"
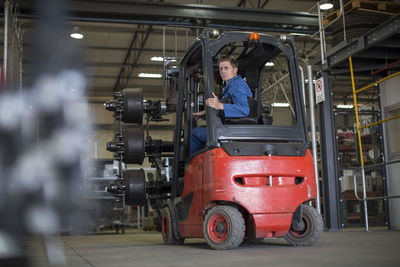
[138,73,162,78]
[319,0,333,10]
[70,26,84,39]
[272,103,290,107]
[151,56,177,62]
[151,56,164,62]
[265,62,275,67]
[337,104,354,109]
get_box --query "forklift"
[105,30,323,250]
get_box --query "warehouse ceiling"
[1,0,322,98]
[1,0,398,102]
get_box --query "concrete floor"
[26,228,400,267]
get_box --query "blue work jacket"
[221,75,253,118]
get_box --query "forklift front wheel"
[161,207,185,245]
[284,204,323,246]
[204,206,245,250]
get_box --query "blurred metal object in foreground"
[0,0,90,266]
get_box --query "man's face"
[219,60,238,82]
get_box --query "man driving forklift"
[189,56,252,155]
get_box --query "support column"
[317,71,342,231]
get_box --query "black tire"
[161,207,185,245]
[124,169,146,206]
[122,128,145,165]
[284,204,323,246]
[203,206,245,250]
[121,88,143,124]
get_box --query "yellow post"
[348,56,364,167]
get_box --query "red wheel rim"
[162,215,168,237]
[289,215,310,237]
[207,214,229,242]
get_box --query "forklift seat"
[222,98,259,125]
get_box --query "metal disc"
[121,88,143,124]
[124,169,146,206]
[122,128,145,164]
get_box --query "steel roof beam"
[113,25,153,91]
[14,0,319,34]
[315,15,400,69]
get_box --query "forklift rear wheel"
[161,207,185,245]
[284,204,323,246]
[204,206,245,250]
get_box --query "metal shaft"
[307,65,321,214]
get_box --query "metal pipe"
[340,0,347,42]
[360,167,369,232]
[317,4,325,65]
[186,28,189,49]
[165,157,170,182]
[174,27,178,59]
[349,56,364,167]
[278,82,295,116]
[352,159,400,201]
[356,158,400,171]
[359,114,400,130]
[262,73,289,93]
[207,23,316,35]
[162,26,166,97]
[371,59,400,76]
[356,71,400,94]
[353,178,400,200]
[307,65,321,214]
[299,66,306,110]
[311,0,344,38]
[15,14,317,35]
[3,0,9,86]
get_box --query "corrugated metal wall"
[89,102,114,124]
[89,102,114,159]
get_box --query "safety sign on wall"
[315,77,325,104]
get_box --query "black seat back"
[222,98,259,125]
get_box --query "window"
[260,51,296,127]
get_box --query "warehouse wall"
[380,76,400,230]
[89,102,114,159]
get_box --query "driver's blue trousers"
[189,127,207,156]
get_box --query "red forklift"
[106,30,323,250]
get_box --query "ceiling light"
[319,0,333,10]
[337,104,354,109]
[138,73,162,78]
[151,56,177,62]
[151,57,164,62]
[272,103,289,107]
[70,26,84,39]
[265,62,275,67]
